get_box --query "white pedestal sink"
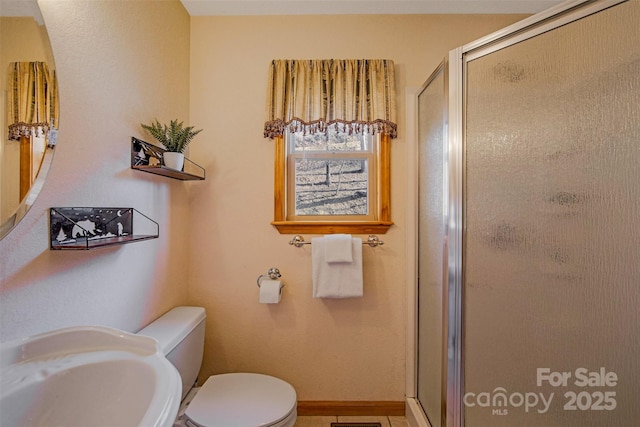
[0,326,181,427]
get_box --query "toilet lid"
[185,373,297,427]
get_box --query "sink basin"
[0,326,181,427]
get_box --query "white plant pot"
[163,152,184,171]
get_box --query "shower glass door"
[417,63,447,427]
[462,1,640,426]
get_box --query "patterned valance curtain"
[7,61,59,141]
[264,59,397,139]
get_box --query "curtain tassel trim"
[264,119,397,139]
[8,122,53,141]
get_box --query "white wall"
[0,0,191,342]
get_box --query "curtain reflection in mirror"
[6,61,58,200]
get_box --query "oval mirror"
[0,0,58,240]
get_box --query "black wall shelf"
[131,137,205,181]
[49,207,159,250]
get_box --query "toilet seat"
[184,373,297,427]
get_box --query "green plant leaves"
[140,119,202,153]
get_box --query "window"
[272,127,392,234]
[289,128,375,219]
[264,59,396,234]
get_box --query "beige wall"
[0,0,526,403]
[188,14,526,401]
[0,1,191,341]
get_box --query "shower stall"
[409,0,639,426]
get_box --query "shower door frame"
[408,1,630,426]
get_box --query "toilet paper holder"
[257,267,284,293]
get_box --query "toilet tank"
[137,306,206,401]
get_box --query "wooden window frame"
[272,133,393,234]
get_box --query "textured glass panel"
[463,2,639,426]
[417,66,446,427]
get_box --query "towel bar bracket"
[365,235,383,247]
[289,235,306,248]
[288,234,384,248]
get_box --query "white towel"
[324,234,353,263]
[312,236,363,298]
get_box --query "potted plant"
[141,119,202,171]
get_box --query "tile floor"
[295,415,409,427]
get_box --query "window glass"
[290,127,371,152]
[293,158,369,216]
[287,128,376,220]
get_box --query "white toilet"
[137,306,297,427]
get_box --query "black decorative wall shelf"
[131,137,205,181]
[49,207,159,250]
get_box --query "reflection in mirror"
[1,4,59,240]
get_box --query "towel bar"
[289,234,384,248]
